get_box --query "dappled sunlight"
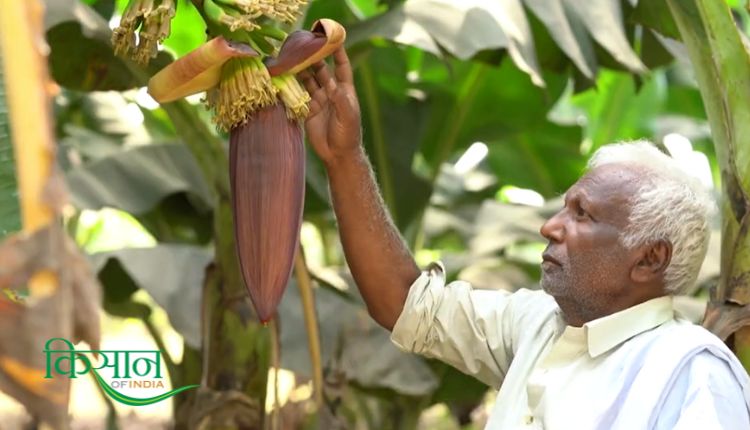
[496,185,545,207]
[454,142,488,175]
[74,208,157,254]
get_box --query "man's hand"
[297,47,420,330]
[299,48,362,168]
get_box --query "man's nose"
[540,211,565,243]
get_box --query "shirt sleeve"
[659,351,750,430]
[390,261,544,388]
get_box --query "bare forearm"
[327,148,420,330]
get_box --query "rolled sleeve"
[390,262,517,388]
[391,262,448,354]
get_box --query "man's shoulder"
[616,318,750,427]
[644,318,729,358]
[655,318,726,347]
[647,318,748,382]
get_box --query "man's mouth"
[542,252,562,266]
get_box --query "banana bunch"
[142,0,345,322]
[203,0,306,32]
[112,0,176,65]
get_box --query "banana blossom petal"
[265,19,346,77]
[148,37,258,103]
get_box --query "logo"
[44,338,198,406]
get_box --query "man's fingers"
[307,98,322,118]
[310,86,328,109]
[312,61,335,92]
[333,48,353,84]
[302,72,325,116]
[300,70,320,95]
[303,52,353,114]
[298,70,312,83]
[324,73,337,96]
[332,87,359,121]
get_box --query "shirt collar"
[580,295,675,358]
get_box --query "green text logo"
[44,338,198,406]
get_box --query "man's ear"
[631,239,672,284]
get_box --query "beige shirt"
[391,262,750,429]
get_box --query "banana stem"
[141,314,178,383]
[268,318,281,430]
[0,0,57,298]
[294,244,323,406]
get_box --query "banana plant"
[663,0,750,369]
[109,0,345,427]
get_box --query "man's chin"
[540,276,566,297]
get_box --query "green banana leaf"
[0,48,21,239]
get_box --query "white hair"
[587,140,716,295]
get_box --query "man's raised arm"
[300,48,420,330]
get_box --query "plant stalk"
[294,244,323,406]
[0,0,58,298]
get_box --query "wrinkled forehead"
[567,163,646,224]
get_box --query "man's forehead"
[565,164,643,216]
[574,164,644,194]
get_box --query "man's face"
[539,164,643,318]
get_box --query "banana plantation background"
[1,0,749,428]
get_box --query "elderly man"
[299,48,750,429]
